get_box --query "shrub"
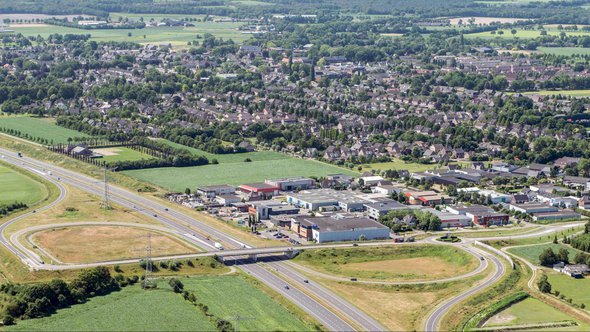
[168,278,184,293]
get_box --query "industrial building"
[364,199,407,220]
[265,177,316,191]
[290,215,390,243]
[286,188,368,212]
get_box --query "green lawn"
[0,116,89,144]
[293,245,477,281]
[507,243,583,266]
[159,139,289,163]
[0,164,47,205]
[183,275,310,331]
[97,147,156,163]
[11,23,250,47]
[485,297,585,328]
[7,285,215,331]
[548,272,590,309]
[362,159,472,172]
[538,47,590,56]
[123,156,357,190]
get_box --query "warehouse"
[265,177,316,191]
[286,188,367,211]
[290,215,390,243]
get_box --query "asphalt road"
[424,245,506,331]
[0,148,379,332]
[2,148,582,332]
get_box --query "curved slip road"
[424,245,506,331]
[283,244,489,286]
[13,221,205,265]
[0,148,379,332]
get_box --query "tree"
[168,278,184,293]
[537,274,552,293]
[557,248,570,264]
[539,247,557,266]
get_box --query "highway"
[0,148,383,332]
[2,147,585,332]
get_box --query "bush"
[168,278,184,293]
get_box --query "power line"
[101,165,111,210]
[226,314,255,332]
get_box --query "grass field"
[293,245,477,281]
[466,28,590,39]
[183,275,310,331]
[322,274,483,330]
[0,116,88,144]
[0,164,47,205]
[159,139,289,163]
[522,89,590,97]
[484,297,584,328]
[32,225,196,264]
[6,284,215,331]
[507,243,582,265]
[123,156,358,190]
[362,159,471,172]
[538,47,590,56]
[548,271,590,309]
[10,22,250,47]
[93,147,155,163]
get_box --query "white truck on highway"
[214,242,224,250]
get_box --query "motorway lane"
[424,245,506,331]
[239,261,356,331]
[264,257,386,331]
[0,164,67,266]
[0,149,372,331]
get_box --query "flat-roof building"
[286,188,368,212]
[196,185,236,199]
[238,183,280,200]
[508,203,558,214]
[265,177,316,191]
[364,200,407,220]
[291,215,390,243]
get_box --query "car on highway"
[284,285,290,290]
[303,279,309,283]
[480,257,485,261]
[352,243,359,247]
[350,278,357,281]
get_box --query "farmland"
[293,245,477,281]
[483,297,588,329]
[93,147,155,163]
[362,159,472,173]
[123,156,358,190]
[538,47,590,56]
[6,283,215,331]
[0,164,47,205]
[522,89,590,97]
[0,116,88,144]
[183,275,311,331]
[466,28,590,39]
[448,17,529,26]
[159,139,289,163]
[9,22,250,47]
[507,243,582,265]
[547,271,590,309]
